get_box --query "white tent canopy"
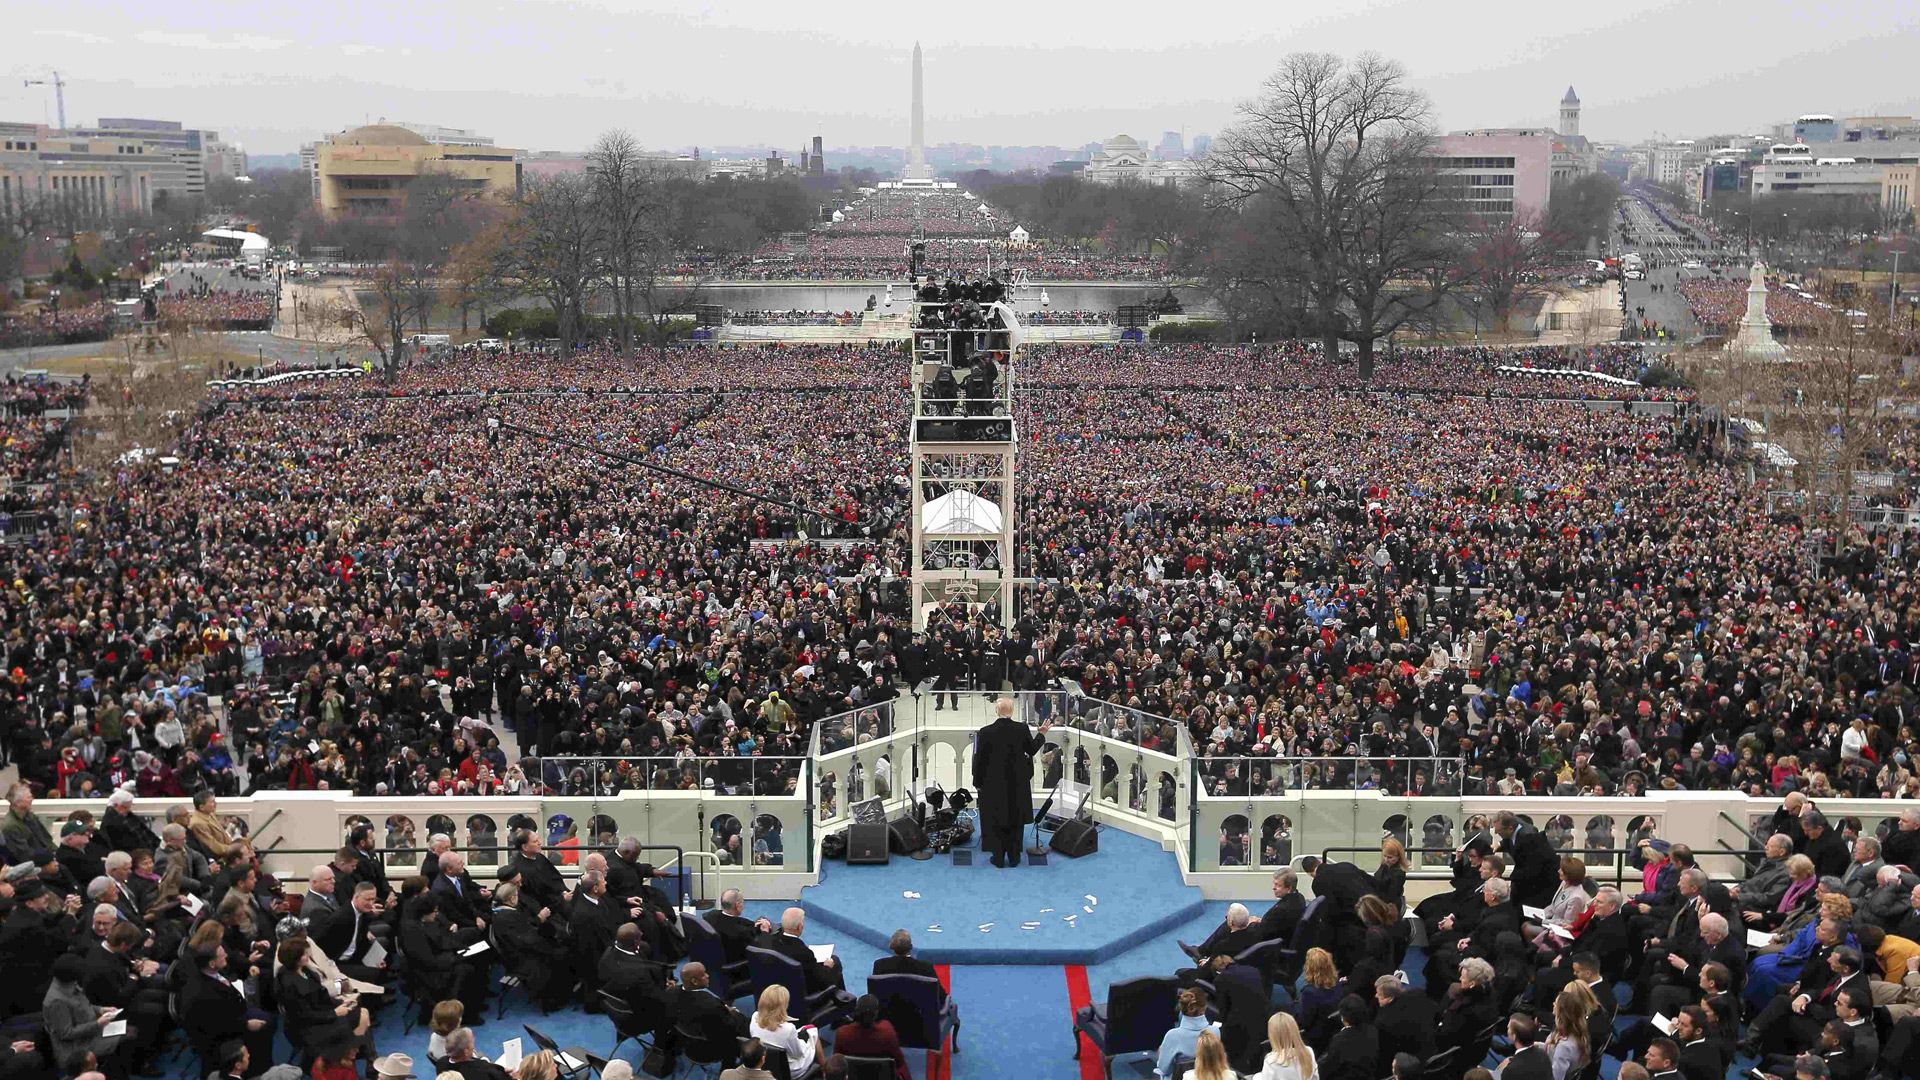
[921,489,1002,534]
[201,228,269,253]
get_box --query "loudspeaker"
[887,816,928,856]
[846,823,891,864]
[1050,819,1098,858]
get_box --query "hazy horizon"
[7,0,1919,157]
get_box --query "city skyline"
[8,0,1919,158]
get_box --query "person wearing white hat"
[372,1054,417,1079]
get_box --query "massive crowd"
[0,304,114,348]
[1679,278,1830,335]
[4,332,1917,817]
[154,291,276,331]
[2,332,1920,1080]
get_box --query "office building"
[1155,131,1185,159]
[1190,134,1212,158]
[1,121,162,222]
[69,118,217,197]
[300,142,321,201]
[1428,131,1554,220]
[1845,116,1920,142]
[1885,165,1917,222]
[1794,114,1839,143]
[315,124,520,218]
[206,140,247,180]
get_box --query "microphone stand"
[1027,791,1056,859]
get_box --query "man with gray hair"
[607,835,686,959]
[102,790,159,855]
[1885,809,1920,871]
[421,833,454,883]
[155,822,211,895]
[442,1027,511,1080]
[429,850,489,941]
[707,888,774,966]
[1735,834,1796,917]
[1844,836,1886,897]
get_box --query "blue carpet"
[801,829,1205,965]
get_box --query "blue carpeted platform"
[801,827,1206,965]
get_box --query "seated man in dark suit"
[874,929,956,1020]
[427,851,490,944]
[708,889,773,968]
[397,895,488,1027]
[1499,1014,1555,1080]
[1672,1006,1726,1080]
[178,941,275,1076]
[674,962,750,1056]
[441,1026,513,1080]
[1648,912,1744,1020]
[504,830,570,924]
[1255,867,1309,943]
[1747,944,1872,1059]
[1179,904,1264,985]
[1374,974,1438,1071]
[759,907,847,997]
[600,922,675,1034]
[315,882,389,987]
[491,882,573,1011]
[1535,888,1631,1002]
[77,921,169,1074]
[1320,995,1380,1080]
[1426,878,1518,991]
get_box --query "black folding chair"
[685,913,756,1003]
[839,1055,896,1080]
[672,1021,736,1079]
[869,972,960,1079]
[523,1024,592,1080]
[746,946,847,1028]
[1071,974,1180,1080]
[594,990,655,1060]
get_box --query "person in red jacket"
[832,995,912,1080]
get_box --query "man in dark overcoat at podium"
[972,697,1052,867]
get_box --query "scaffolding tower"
[906,285,1028,630]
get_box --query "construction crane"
[23,71,67,131]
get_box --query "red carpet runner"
[929,964,953,1080]
[1066,965,1103,1080]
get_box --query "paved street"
[0,261,373,376]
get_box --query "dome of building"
[337,124,431,147]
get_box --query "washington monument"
[903,41,933,181]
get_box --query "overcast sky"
[6,0,1919,158]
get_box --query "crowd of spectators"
[1679,278,1829,334]
[727,311,863,327]
[0,304,113,348]
[3,333,1920,823]
[154,291,276,332]
[1137,809,1920,1080]
[1022,310,1112,326]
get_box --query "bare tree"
[588,131,707,358]
[329,259,433,376]
[1209,51,1450,378]
[1456,211,1560,336]
[501,173,601,352]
